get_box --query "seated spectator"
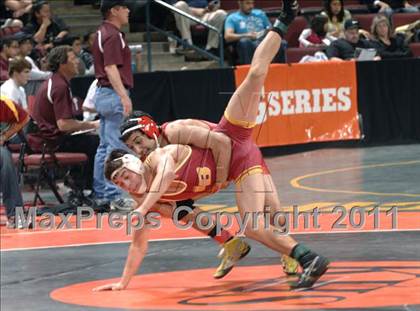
[30,46,99,191]
[299,14,335,47]
[23,1,69,50]
[370,14,412,59]
[363,1,419,16]
[0,36,19,82]
[69,36,86,75]
[80,31,95,74]
[172,0,227,54]
[0,96,30,229]
[0,57,31,110]
[55,35,87,75]
[326,19,379,60]
[224,0,287,65]
[16,32,51,80]
[395,20,420,44]
[1,0,33,31]
[321,0,352,40]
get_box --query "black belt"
[98,84,112,89]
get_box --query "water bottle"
[129,44,143,54]
[129,45,143,72]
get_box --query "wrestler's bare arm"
[168,119,211,128]
[92,202,175,291]
[134,148,177,215]
[117,200,176,288]
[164,120,232,185]
[131,194,176,219]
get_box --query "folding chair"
[13,132,88,206]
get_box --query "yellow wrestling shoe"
[213,237,251,279]
[281,254,299,275]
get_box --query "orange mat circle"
[50,261,420,310]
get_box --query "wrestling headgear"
[120,111,161,147]
[110,153,145,181]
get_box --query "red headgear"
[121,116,161,140]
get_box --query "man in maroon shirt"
[91,0,134,210]
[30,45,99,191]
[0,36,20,82]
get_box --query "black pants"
[58,134,99,190]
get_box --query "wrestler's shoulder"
[148,145,191,161]
[167,119,214,129]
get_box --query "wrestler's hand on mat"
[92,282,126,291]
[133,205,149,219]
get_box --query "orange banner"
[235,61,361,147]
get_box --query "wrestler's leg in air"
[230,1,329,288]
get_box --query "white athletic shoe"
[110,198,136,212]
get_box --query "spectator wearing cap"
[91,0,134,211]
[23,1,69,49]
[369,14,412,59]
[326,19,378,60]
[321,0,352,40]
[30,46,100,191]
[16,32,52,80]
[0,36,20,82]
[224,0,287,65]
[0,57,31,111]
[0,96,30,228]
[363,1,419,16]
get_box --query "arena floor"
[1,144,420,311]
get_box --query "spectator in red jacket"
[299,14,335,47]
[0,96,29,228]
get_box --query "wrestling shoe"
[281,254,299,275]
[272,0,299,37]
[213,237,251,279]
[292,255,330,289]
[110,198,136,212]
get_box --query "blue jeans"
[93,87,130,200]
[382,6,419,17]
[0,146,23,219]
